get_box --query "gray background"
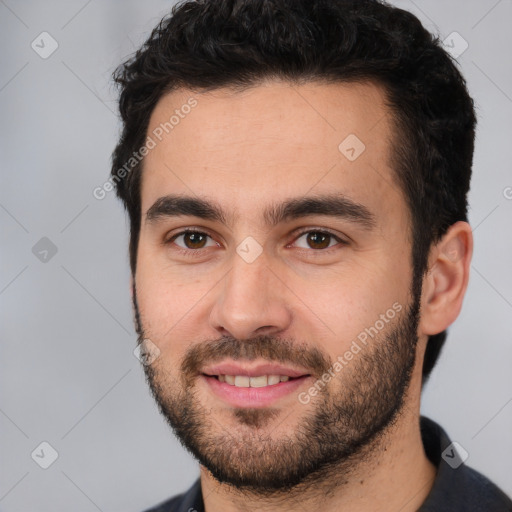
[1,0,511,510]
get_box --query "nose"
[209,251,293,340]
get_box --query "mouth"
[200,365,313,408]
[202,373,308,388]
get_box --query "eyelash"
[164,228,348,257]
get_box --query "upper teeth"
[218,375,290,387]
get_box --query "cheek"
[137,236,193,304]
[289,260,407,353]
[135,256,198,356]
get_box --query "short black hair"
[111,0,477,384]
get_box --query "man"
[110,0,512,510]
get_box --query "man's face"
[134,81,421,492]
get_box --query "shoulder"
[421,462,512,511]
[140,478,203,512]
[141,494,184,512]
[419,416,512,511]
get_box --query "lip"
[201,374,312,408]
[201,361,311,378]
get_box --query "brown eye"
[169,230,217,251]
[305,232,331,249]
[182,232,208,249]
[293,230,343,250]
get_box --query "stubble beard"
[134,290,420,498]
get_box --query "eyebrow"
[145,193,376,230]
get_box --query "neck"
[200,390,436,512]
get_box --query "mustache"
[180,334,332,381]
[133,281,332,380]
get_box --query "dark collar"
[146,416,512,512]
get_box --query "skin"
[133,80,473,512]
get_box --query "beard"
[133,286,421,498]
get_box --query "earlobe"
[419,221,473,335]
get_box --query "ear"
[419,221,473,336]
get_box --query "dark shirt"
[142,416,512,511]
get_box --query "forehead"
[141,80,405,230]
